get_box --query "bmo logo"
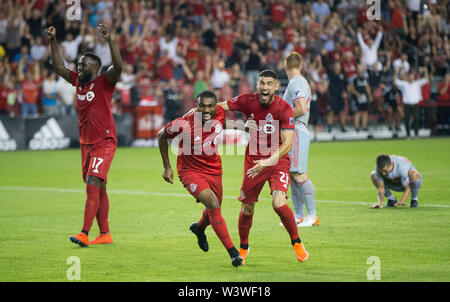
[77,91,95,102]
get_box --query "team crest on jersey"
[190,183,197,193]
[265,113,273,123]
[230,97,238,103]
[249,113,255,119]
[289,117,295,126]
[90,83,95,90]
[214,124,222,134]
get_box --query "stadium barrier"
[0,114,133,151]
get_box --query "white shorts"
[289,122,310,174]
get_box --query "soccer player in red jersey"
[218,70,309,264]
[158,90,243,267]
[46,24,122,247]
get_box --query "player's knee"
[272,190,287,209]
[241,203,255,216]
[290,172,308,184]
[409,170,421,181]
[86,175,103,187]
[198,190,219,209]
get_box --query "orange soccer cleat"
[239,248,250,266]
[89,233,113,245]
[293,242,309,262]
[69,232,89,247]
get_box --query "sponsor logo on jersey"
[29,118,70,150]
[190,183,197,193]
[77,91,95,102]
[0,120,17,151]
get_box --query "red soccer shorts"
[81,138,117,183]
[179,172,223,204]
[238,155,290,204]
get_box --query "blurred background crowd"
[0,0,449,137]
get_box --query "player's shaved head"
[77,52,102,84]
[82,52,102,70]
[284,52,303,70]
[196,90,217,123]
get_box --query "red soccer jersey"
[70,71,117,145]
[164,105,226,176]
[227,93,295,159]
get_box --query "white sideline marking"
[1,186,450,208]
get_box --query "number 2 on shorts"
[279,171,289,189]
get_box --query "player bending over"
[46,24,122,247]
[218,70,309,264]
[370,154,422,208]
[158,90,243,267]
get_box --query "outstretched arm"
[98,24,123,85]
[45,26,72,83]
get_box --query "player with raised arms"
[283,52,318,227]
[46,24,122,247]
[218,70,309,264]
[158,90,243,267]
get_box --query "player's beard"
[259,91,274,107]
[78,71,92,84]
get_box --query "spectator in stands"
[322,50,348,132]
[312,0,331,23]
[18,68,41,117]
[349,65,373,132]
[394,67,429,138]
[393,53,410,76]
[357,27,383,70]
[210,59,229,101]
[437,73,450,102]
[163,78,182,124]
[55,72,76,116]
[42,70,59,116]
[30,36,48,63]
[244,41,263,91]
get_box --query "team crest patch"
[265,113,273,123]
[190,183,197,193]
[90,83,95,90]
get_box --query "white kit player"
[282,52,318,227]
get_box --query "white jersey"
[283,75,311,125]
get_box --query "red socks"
[197,209,210,230]
[97,188,110,233]
[274,204,300,242]
[82,184,101,233]
[207,207,234,250]
[238,211,253,246]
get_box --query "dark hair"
[82,52,102,69]
[196,90,217,103]
[258,69,278,80]
[376,154,391,169]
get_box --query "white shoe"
[297,216,319,227]
[279,218,304,227]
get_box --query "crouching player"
[158,90,243,267]
[370,154,422,208]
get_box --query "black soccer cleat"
[384,198,397,208]
[231,255,243,267]
[410,199,419,208]
[189,222,209,252]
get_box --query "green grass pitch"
[0,138,449,282]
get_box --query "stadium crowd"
[0,0,449,136]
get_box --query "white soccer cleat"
[297,216,319,227]
[279,218,304,227]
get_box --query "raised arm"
[98,24,123,85]
[217,101,230,112]
[45,26,72,83]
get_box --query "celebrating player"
[218,70,309,264]
[370,154,422,208]
[46,24,122,247]
[158,90,243,267]
[283,52,318,227]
